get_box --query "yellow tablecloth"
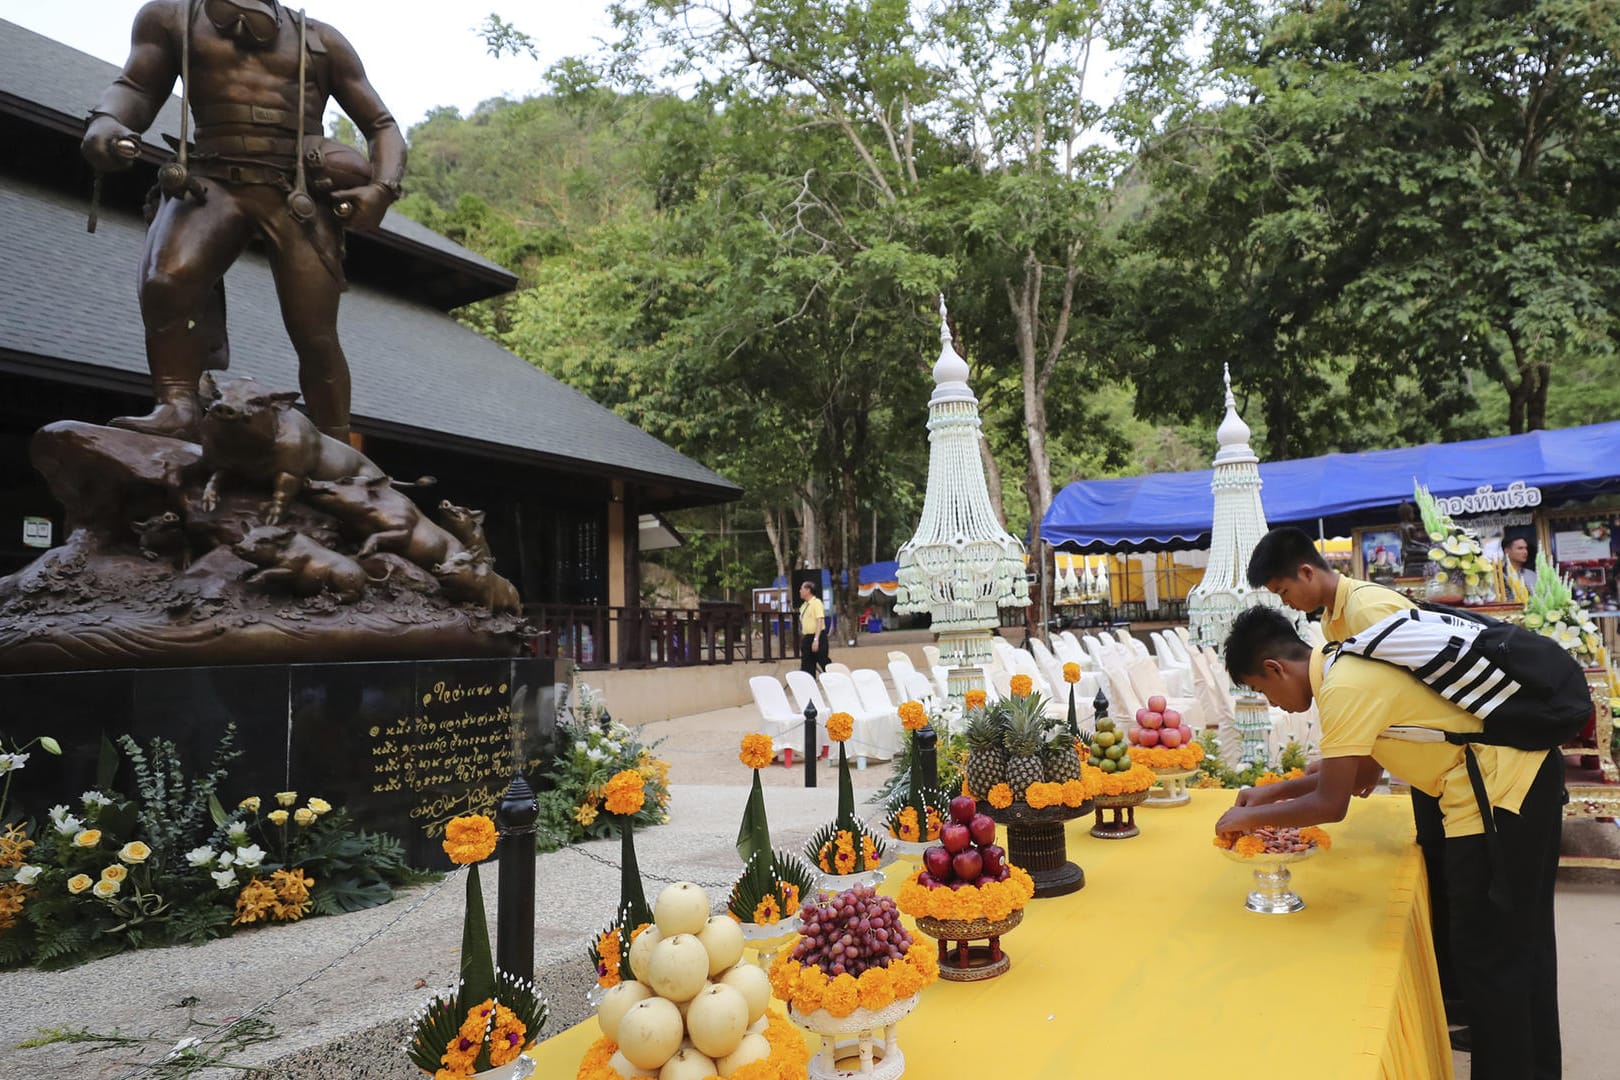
[530,791,1452,1079]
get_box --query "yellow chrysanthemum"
[602,770,646,816]
[1009,674,1033,698]
[826,712,854,743]
[965,689,987,710]
[573,802,598,826]
[1063,662,1081,684]
[1233,835,1266,858]
[739,734,774,770]
[898,701,928,732]
[442,814,498,865]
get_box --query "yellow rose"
[293,808,316,826]
[100,864,128,883]
[67,874,92,895]
[267,810,290,826]
[118,841,151,864]
[306,797,332,815]
[275,791,298,807]
[73,829,102,848]
[239,796,261,812]
[92,877,121,898]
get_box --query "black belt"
[193,103,321,134]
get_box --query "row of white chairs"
[749,669,906,765]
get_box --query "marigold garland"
[740,733,774,770]
[1063,662,1081,684]
[826,712,854,743]
[769,941,939,1020]
[601,770,646,816]
[575,1013,808,1080]
[1081,761,1156,796]
[1255,767,1306,786]
[898,700,928,732]
[965,689,987,710]
[897,866,1036,923]
[442,814,498,865]
[986,783,1013,809]
[1129,741,1207,771]
[1024,782,1062,810]
[1008,674,1033,698]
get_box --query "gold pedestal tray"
[1090,789,1149,838]
[914,908,1024,982]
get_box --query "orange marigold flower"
[778,880,801,916]
[1063,662,1081,684]
[1060,779,1088,807]
[442,814,498,864]
[769,956,802,1001]
[965,689,987,710]
[986,783,1013,809]
[602,770,646,816]
[1233,835,1266,858]
[752,894,782,925]
[822,973,860,1018]
[898,701,928,732]
[739,734,774,770]
[1025,782,1061,810]
[1299,826,1332,850]
[826,712,854,743]
[1284,767,1306,780]
[1256,771,1283,786]
[1009,674,1033,698]
[1212,833,1234,850]
[856,964,895,1012]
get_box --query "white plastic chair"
[887,651,915,668]
[903,671,938,706]
[819,671,900,762]
[825,661,852,676]
[989,637,1021,674]
[749,677,803,747]
[785,669,830,721]
[888,660,917,702]
[853,668,898,712]
[1054,632,1089,667]
[922,644,942,670]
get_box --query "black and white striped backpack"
[1322,606,1591,752]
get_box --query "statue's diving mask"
[203,0,281,47]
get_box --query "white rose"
[185,846,216,868]
[234,844,266,869]
[211,869,238,890]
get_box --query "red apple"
[1127,727,1141,745]
[975,875,996,888]
[1137,728,1160,747]
[996,865,1011,881]
[948,879,973,890]
[979,844,1006,876]
[952,848,983,881]
[1160,726,1183,749]
[917,872,939,889]
[1135,707,1153,726]
[949,795,978,824]
[1147,695,1167,713]
[968,813,996,847]
[942,823,972,854]
[923,845,953,880]
[1139,710,1163,730]
[1162,708,1182,729]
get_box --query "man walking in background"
[798,579,825,675]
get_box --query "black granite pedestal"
[0,657,560,868]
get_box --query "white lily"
[185,846,216,868]
[234,844,266,869]
[211,869,238,890]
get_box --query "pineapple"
[1003,695,1048,800]
[963,704,1008,797]
[1043,726,1082,784]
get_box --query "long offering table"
[530,792,1452,1079]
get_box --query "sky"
[0,0,608,131]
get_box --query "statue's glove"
[82,113,142,173]
[330,181,397,231]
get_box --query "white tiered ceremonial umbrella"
[894,298,1030,700]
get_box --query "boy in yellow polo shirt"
[1247,526,1466,1039]
[1216,607,1563,1080]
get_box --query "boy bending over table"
[1215,606,1563,1080]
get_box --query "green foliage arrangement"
[0,727,428,970]
[1193,732,1311,790]
[533,683,672,852]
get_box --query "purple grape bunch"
[789,885,913,978]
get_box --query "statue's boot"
[109,380,201,441]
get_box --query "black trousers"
[800,634,819,675]
[1411,790,1457,1008]
[1444,750,1564,1080]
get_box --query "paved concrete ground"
[0,703,1614,1079]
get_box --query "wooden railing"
[522,604,800,669]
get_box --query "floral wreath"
[897,865,1035,923]
[1128,741,1206,771]
[768,942,939,1020]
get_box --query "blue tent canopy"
[1043,421,1620,552]
[857,560,900,596]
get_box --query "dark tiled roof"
[0,16,514,283]
[0,174,740,501]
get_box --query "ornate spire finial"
[1223,362,1234,408]
[1214,362,1253,462]
[931,293,971,390]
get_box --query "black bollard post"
[1093,687,1110,728]
[494,772,539,980]
[914,725,939,792]
[803,702,817,789]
